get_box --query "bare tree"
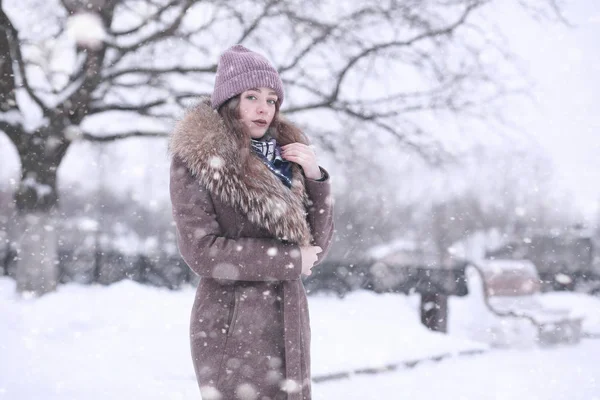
[0,0,564,295]
[419,143,575,269]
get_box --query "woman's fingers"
[282,143,315,155]
[281,144,321,179]
[282,149,315,161]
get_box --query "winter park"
[1,1,600,399]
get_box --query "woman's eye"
[267,99,276,105]
[246,95,256,100]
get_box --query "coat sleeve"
[304,167,335,265]
[170,156,302,281]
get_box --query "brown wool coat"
[168,99,334,400]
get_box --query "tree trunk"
[14,211,59,294]
[12,133,66,296]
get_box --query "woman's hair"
[215,94,308,165]
[217,95,281,142]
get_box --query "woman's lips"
[253,119,267,127]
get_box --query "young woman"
[169,45,334,400]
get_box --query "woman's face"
[238,87,278,139]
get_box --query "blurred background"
[1,0,599,399]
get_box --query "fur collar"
[169,98,313,246]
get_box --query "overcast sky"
[494,1,600,219]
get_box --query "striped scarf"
[251,138,293,188]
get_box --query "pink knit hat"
[211,45,284,110]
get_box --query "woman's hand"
[281,143,322,180]
[300,246,323,276]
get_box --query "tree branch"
[110,0,181,36]
[329,3,481,104]
[0,7,49,114]
[0,3,16,113]
[0,119,22,147]
[82,130,168,142]
[108,0,195,52]
[103,65,216,81]
[61,2,119,125]
[278,25,335,74]
[278,5,389,73]
[372,120,449,166]
[88,93,199,114]
[233,0,279,44]
[517,0,572,26]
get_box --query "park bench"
[469,259,583,345]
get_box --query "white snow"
[310,291,486,376]
[22,175,53,198]
[1,276,599,399]
[14,88,48,133]
[0,109,23,126]
[449,228,507,261]
[315,341,600,400]
[367,238,419,260]
[67,13,107,50]
[536,292,600,335]
[480,259,537,274]
[208,156,224,169]
[63,125,83,141]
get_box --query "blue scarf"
[251,138,293,188]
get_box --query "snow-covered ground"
[1,275,599,400]
[316,341,600,400]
